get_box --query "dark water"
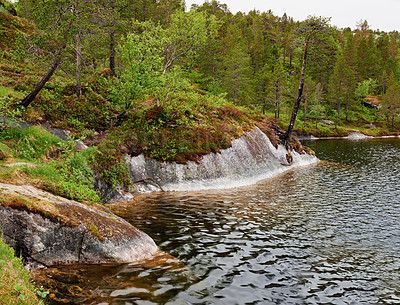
[39,139,400,304]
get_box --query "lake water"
[39,138,400,304]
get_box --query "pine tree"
[382,75,400,127]
[328,51,356,120]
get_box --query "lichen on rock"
[0,182,160,267]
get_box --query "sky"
[185,0,400,32]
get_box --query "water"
[36,138,400,304]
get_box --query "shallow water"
[40,138,400,304]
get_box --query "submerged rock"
[0,183,159,267]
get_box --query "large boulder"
[0,183,160,267]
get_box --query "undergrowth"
[0,237,47,305]
[0,126,100,203]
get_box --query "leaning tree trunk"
[20,48,64,108]
[283,38,310,149]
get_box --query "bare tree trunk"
[275,83,279,119]
[392,109,395,127]
[110,31,116,76]
[20,48,64,108]
[23,0,27,19]
[283,38,310,149]
[76,32,82,97]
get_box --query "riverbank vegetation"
[0,237,46,304]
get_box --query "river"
[39,138,400,304]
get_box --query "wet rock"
[0,183,159,267]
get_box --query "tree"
[313,83,324,128]
[302,76,316,123]
[268,59,288,118]
[91,0,155,76]
[111,10,218,114]
[222,39,253,104]
[112,21,164,113]
[382,75,400,127]
[162,10,218,73]
[20,47,65,107]
[282,16,331,150]
[19,0,80,106]
[328,51,356,120]
[221,24,253,105]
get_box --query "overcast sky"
[185,0,400,32]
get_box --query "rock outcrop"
[121,126,318,194]
[0,183,159,267]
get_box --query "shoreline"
[297,132,400,141]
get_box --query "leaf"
[14,283,23,292]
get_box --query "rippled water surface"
[41,139,400,304]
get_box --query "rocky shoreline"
[0,182,160,268]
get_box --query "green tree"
[112,21,164,113]
[222,40,253,104]
[220,23,253,105]
[382,75,400,127]
[355,78,377,100]
[302,76,316,123]
[19,0,82,106]
[328,51,356,120]
[313,83,324,128]
[112,10,218,113]
[283,16,331,149]
[163,10,218,73]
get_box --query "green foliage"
[0,127,100,203]
[355,79,378,100]
[114,20,165,110]
[0,126,65,160]
[100,89,258,164]
[114,11,218,112]
[93,135,132,191]
[0,237,44,305]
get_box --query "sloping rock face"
[125,127,318,193]
[0,183,159,267]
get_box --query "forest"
[1,0,400,202]
[2,0,400,129]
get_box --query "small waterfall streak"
[127,127,318,192]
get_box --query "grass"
[0,126,101,203]
[0,237,47,305]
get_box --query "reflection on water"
[36,139,400,304]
